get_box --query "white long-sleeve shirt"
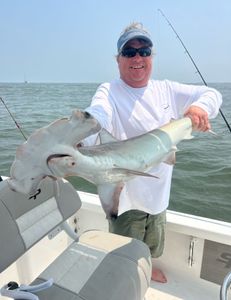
[85,79,222,215]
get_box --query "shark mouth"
[46,154,72,165]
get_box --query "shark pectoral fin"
[164,153,176,165]
[163,148,177,165]
[113,167,159,179]
[99,129,118,144]
[97,182,124,219]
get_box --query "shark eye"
[84,111,91,119]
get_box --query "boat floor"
[0,232,223,300]
[146,259,220,300]
[0,234,221,300]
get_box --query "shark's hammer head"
[9,109,101,195]
[71,110,101,140]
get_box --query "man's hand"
[184,105,211,132]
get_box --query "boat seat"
[32,230,151,300]
[0,177,151,300]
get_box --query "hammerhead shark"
[9,109,193,219]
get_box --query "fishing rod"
[158,9,231,133]
[0,96,27,140]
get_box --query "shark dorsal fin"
[99,129,118,144]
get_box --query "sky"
[1,0,231,83]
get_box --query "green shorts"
[108,209,166,258]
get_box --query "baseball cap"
[117,27,153,53]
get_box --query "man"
[84,22,222,282]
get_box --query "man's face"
[117,39,153,88]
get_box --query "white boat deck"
[146,261,220,300]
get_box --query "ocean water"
[0,82,231,222]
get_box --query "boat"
[0,175,231,300]
[76,191,231,300]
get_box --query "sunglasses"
[120,47,152,58]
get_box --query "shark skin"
[9,110,101,195]
[47,117,193,219]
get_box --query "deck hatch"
[200,240,231,285]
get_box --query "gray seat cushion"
[33,230,151,300]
